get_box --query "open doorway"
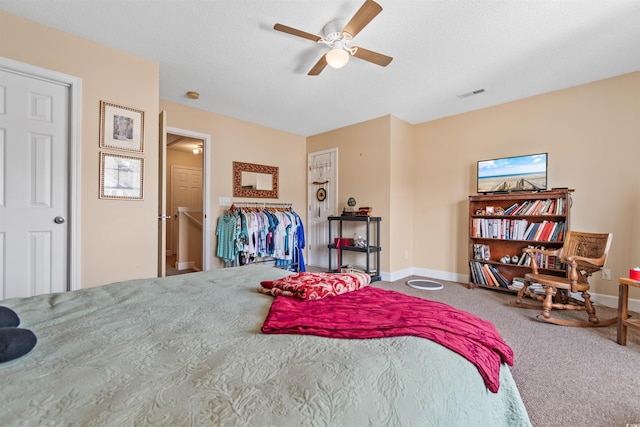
[165,131,207,275]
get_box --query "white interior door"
[170,166,202,257]
[307,148,338,268]
[0,68,69,299]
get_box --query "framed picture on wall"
[99,152,144,200]
[99,101,144,152]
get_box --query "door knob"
[54,216,66,224]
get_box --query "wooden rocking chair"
[513,231,616,327]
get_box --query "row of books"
[518,245,566,270]
[469,261,509,288]
[502,198,565,216]
[471,258,565,290]
[471,218,565,242]
[472,243,564,270]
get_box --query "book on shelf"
[537,221,554,241]
[469,261,486,285]
[524,222,540,240]
[469,261,510,288]
[532,220,546,240]
[488,265,510,288]
[509,276,526,291]
[504,203,520,215]
[525,200,543,215]
[482,264,497,286]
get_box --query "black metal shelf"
[328,216,381,282]
[327,244,382,253]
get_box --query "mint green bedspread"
[0,265,531,426]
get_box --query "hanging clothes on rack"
[216,203,305,272]
[216,210,239,263]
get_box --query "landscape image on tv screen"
[477,153,547,193]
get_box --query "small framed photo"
[482,244,491,261]
[485,206,495,215]
[100,152,144,200]
[99,101,144,152]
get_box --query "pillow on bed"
[258,271,370,300]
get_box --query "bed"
[0,265,531,426]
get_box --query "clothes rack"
[216,202,305,272]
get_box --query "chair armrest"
[522,247,561,274]
[565,254,606,269]
[565,255,606,293]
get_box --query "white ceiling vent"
[457,88,486,99]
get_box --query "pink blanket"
[261,286,514,393]
[257,271,370,300]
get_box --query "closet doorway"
[165,128,211,275]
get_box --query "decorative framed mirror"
[233,161,279,199]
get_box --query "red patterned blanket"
[261,286,514,393]
[257,271,370,300]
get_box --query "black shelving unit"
[328,215,381,282]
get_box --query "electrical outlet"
[601,268,611,280]
[403,250,409,260]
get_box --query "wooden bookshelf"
[468,189,573,293]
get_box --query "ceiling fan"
[274,0,393,76]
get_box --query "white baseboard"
[382,268,640,313]
[382,268,414,282]
[592,292,640,312]
[176,261,195,271]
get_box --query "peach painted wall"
[413,72,640,302]
[1,11,160,288]
[159,100,307,270]
[306,115,413,276]
[307,116,393,272]
[389,116,415,273]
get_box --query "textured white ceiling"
[2,0,639,136]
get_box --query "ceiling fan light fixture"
[326,48,350,69]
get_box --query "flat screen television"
[477,153,547,193]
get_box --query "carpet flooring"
[368,274,640,427]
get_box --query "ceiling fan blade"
[308,55,328,76]
[342,0,383,38]
[352,46,393,67]
[274,23,322,42]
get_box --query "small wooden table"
[617,277,640,345]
